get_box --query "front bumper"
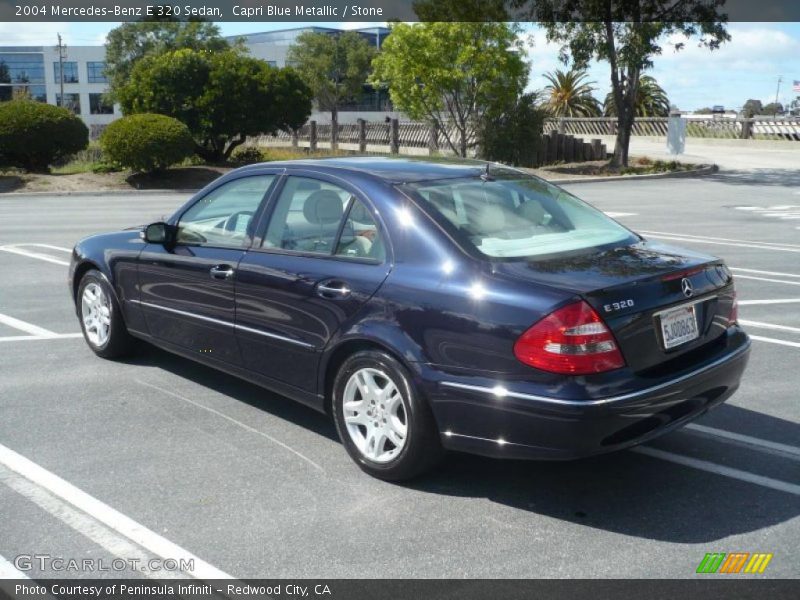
[421,331,751,460]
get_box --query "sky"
[1,20,798,111]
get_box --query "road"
[0,170,798,580]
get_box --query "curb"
[0,188,200,198]
[1,164,719,196]
[546,164,718,184]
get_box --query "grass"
[545,157,698,177]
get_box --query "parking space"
[0,174,798,579]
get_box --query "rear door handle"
[210,265,235,280]
[316,280,351,299]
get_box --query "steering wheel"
[222,210,255,234]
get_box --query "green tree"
[478,92,546,167]
[741,99,763,118]
[370,22,527,157]
[603,75,669,117]
[105,19,230,99]
[524,0,729,167]
[542,69,601,117]
[762,102,783,116]
[287,32,375,146]
[117,49,312,161]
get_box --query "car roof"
[243,156,493,183]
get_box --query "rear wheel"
[77,270,135,359]
[332,350,443,481]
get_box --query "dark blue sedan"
[69,158,750,480]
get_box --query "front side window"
[263,177,384,260]
[408,174,636,259]
[176,176,275,247]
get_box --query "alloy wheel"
[342,367,408,463]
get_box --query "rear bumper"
[421,332,751,460]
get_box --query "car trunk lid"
[493,240,736,373]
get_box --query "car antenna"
[480,162,494,182]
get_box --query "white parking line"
[639,231,800,253]
[604,211,637,218]
[735,274,800,287]
[0,334,82,343]
[0,443,234,580]
[0,245,70,266]
[749,335,800,349]
[0,312,57,337]
[26,244,72,253]
[640,230,800,249]
[0,465,186,580]
[0,553,30,579]
[632,446,800,496]
[739,320,800,335]
[731,267,800,279]
[685,424,800,461]
[136,380,325,473]
[738,299,800,306]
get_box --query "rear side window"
[263,176,385,261]
[408,175,636,259]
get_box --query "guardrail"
[543,116,800,140]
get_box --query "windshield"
[406,174,637,260]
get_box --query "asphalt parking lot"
[0,168,798,580]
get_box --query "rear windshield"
[406,174,637,259]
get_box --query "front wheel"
[77,269,135,359]
[332,350,443,481]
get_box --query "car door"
[234,173,392,392]
[137,173,278,365]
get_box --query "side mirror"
[142,222,171,245]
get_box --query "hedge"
[100,113,195,173]
[0,100,89,172]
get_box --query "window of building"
[56,93,81,114]
[87,61,107,83]
[54,61,79,83]
[89,93,113,114]
[0,53,45,84]
[0,84,46,103]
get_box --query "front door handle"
[316,280,351,299]
[210,265,235,280]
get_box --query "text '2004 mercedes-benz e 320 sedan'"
[70,158,750,480]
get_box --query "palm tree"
[542,69,602,118]
[604,75,670,117]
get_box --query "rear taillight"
[728,291,738,325]
[513,300,626,375]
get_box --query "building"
[0,26,397,137]
[233,26,397,122]
[0,44,119,137]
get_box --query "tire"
[77,269,135,359]
[332,350,443,481]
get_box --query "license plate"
[659,305,699,350]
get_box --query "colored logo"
[696,552,773,574]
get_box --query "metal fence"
[543,116,800,141]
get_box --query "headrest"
[348,200,373,225]
[303,190,344,225]
[518,200,546,225]
[470,202,506,234]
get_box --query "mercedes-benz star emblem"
[681,278,694,298]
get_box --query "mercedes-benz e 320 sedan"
[70,158,750,480]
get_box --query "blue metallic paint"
[69,158,750,460]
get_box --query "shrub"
[478,93,546,167]
[0,100,89,172]
[230,146,266,165]
[100,113,195,173]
